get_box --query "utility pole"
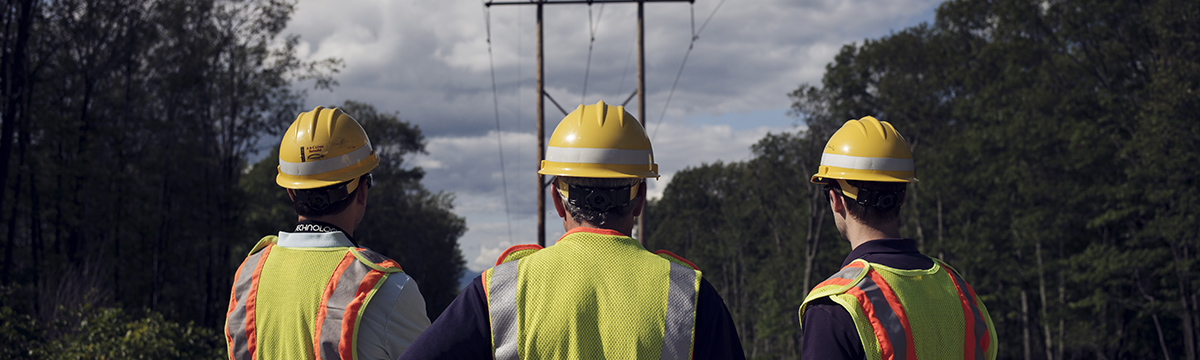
[486,0,692,247]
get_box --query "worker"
[799,116,997,359]
[399,101,744,359]
[225,106,430,360]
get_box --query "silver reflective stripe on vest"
[948,270,987,359]
[489,260,521,360]
[227,249,267,360]
[316,257,374,360]
[857,275,908,360]
[826,263,865,282]
[661,261,698,360]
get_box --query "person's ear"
[287,189,295,202]
[551,181,567,218]
[356,178,368,205]
[631,181,647,217]
[829,189,846,214]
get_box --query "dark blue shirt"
[399,274,745,359]
[800,238,934,360]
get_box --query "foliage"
[0,301,223,359]
[0,0,466,355]
[43,305,224,360]
[650,0,1199,358]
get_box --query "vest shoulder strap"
[495,244,543,265]
[799,259,871,320]
[349,247,404,273]
[654,249,700,271]
[249,235,278,256]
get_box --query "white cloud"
[285,0,941,273]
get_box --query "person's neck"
[563,216,635,238]
[845,221,901,250]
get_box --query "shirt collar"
[843,238,920,267]
[278,220,358,248]
[563,227,629,238]
[288,219,357,247]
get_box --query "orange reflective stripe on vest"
[946,268,990,360]
[227,245,398,360]
[812,261,866,289]
[226,243,272,360]
[803,259,996,360]
[845,270,916,360]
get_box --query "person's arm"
[356,274,431,359]
[800,297,864,359]
[398,275,492,359]
[692,278,746,360]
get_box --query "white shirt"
[277,231,431,359]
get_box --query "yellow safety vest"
[224,235,404,360]
[800,259,998,360]
[482,228,702,360]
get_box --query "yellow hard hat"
[810,116,918,184]
[276,106,379,189]
[539,101,659,179]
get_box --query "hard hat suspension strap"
[559,180,637,213]
[833,179,905,211]
[292,179,355,212]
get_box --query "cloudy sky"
[284,0,940,274]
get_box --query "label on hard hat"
[305,145,326,161]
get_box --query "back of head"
[810,116,918,226]
[539,101,659,225]
[277,106,379,217]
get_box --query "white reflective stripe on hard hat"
[489,260,521,360]
[661,261,698,360]
[279,142,374,176]
[820,153,913,172]
[545,145,652,165]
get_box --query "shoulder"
[494,243,544,265]
[799,260,871,318]
[654,249,700,270]
[357,272,430,358]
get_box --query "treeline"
[0,0,465,357]
[647,0,1199,359]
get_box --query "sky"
[283,0,942,274]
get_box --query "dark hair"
[557,176,642,226]
[827,179,906,226]
[292,177,364,217]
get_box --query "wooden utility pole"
[486,0,693,247]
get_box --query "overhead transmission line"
[651,0,727,139]
[580,3,605,104]
[482,1,515,244]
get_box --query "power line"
[581,3,605,104]
[651,0,727,139]
[483,2,515,244]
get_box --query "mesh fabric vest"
[483,228,701,359]
[225,235,404,360]
[799,259,998,360]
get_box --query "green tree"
[784,0,1200,358]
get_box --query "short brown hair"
[826,179,906,226]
